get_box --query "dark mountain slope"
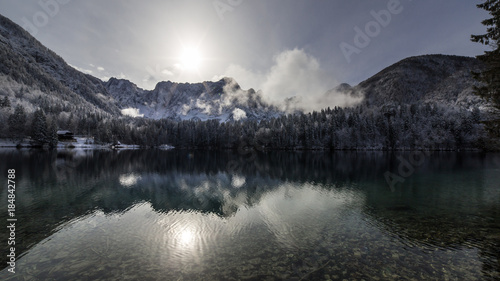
[355,55,486,109]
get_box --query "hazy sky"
[0,0,491,94]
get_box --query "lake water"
[0,149,499,280]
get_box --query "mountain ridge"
[355,54,487,109]
[0,12,494,123]
[104,76,281,121]
[0,12,495,150]
[0,14,121,116]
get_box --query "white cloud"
[232,108,247,121]
[97,66,105,72]
[218,48,362,112]
[121,108,144,118]
[262,48,328,105]
[70,64,93,75]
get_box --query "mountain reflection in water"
[0,150,499,280]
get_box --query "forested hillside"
[0,13,495,150]
[134,103,484,150]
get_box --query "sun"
[179,46,203,71]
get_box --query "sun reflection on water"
[178,227,196,247]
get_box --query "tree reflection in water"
[0,149,498,279]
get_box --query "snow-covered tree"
[47,118,59,148]
[31,109,49,145]
[0,96,10,108]
[8,105,26,140]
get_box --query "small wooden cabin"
[57,130,75,142]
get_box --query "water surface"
[0,150,499,280]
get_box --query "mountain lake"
[0,149,499,280]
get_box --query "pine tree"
[471,0,500,108]
[47,119,59,148]
[0,96,10,108]
[472,1,500,149]
[8,105,27,140]
[31,109,49,145]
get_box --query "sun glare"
[179,46,202,71]
[179,229,195,245]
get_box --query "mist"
[216,48,363,112]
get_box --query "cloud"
[220,79,252,107]
[232,108,247,121]
[70,64,93,75]
[217,48,362,112]
[262,49,327,105]
[121,108,144,118]
[70,64,114,82]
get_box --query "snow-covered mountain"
[0,11,495,125]
[354,55,487,109]
[0,13,281,122]
[104,54,491,121]
[104,77,281,121]
[0,14,120,117]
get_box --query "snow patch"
[121,108,144,118]
[159,144,175,150]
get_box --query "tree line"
[156,103,484,151]
[0,95,486,150]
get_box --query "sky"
[0,0,491,102]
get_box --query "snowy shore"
[0,138,173,150]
